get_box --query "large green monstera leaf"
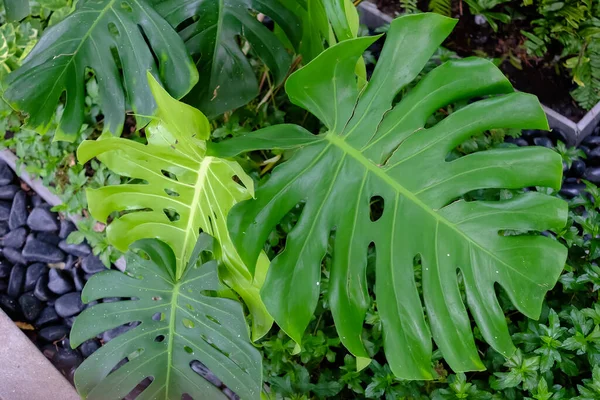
[3,0,29,21]
[2,0,198,140]
[151,0,301,117]
[71,235,262,399]
[210,14,569,379]
[77,73,272,340]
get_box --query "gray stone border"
[0,310,80,400]
[357,1,599,146]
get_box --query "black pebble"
[0,261,12,278]
[36,232,61,246]
[30,194,43,208]
[515,138,529,147]
[584,167,600,184]
[81,255,106,274]
[7,264,25,298]
[0,221,9,236]
[0,281,7,293]
[27,207,59,232]
[588,147,600,165]
[38,325,69,342]
[583,135,600,147]
[55,292,84,318]
[63,316,77,327]
[24,263,46,292]
[79,339,101,358]
[190,360,223,387]
[41,344,57,360]
[22,237,65,263]
[0,294,19,317]
[59,240,91,257]
[3,247,27,265]
[0,185,19,200]
[34,274,55,302]
[35,306,60,327]
[521,129,541,140]
[58,220,77,240]
[8,191,28,230]
[101,323,135,343]
[0,201,11,221]
[2,227,28,249]
[72,268,85,292]
[48,269,74,295]
[53,347,83,372]
[559,183,586,198]
[0,162,14,186]
[18,292,42,320]
[533,136,553,148]
[568,159,586,178]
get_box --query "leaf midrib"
[164,280,180,400]
[325,132,540,284]
[179,156,213,279]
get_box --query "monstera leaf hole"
[71,237,262,399]
[369,196,384,222]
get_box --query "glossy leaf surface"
[3,0,29,21]
[2,0,198,140]
[151,0,301,117]
[77,74,272,340]
[71,236,262,400]
[214,14,569,379]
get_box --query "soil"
[368,0,587,121]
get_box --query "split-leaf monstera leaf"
[77,73,273,340]
[149,0,301,118]
[209,14,569,379]
[2,0,198,140]
[71,235,262,400]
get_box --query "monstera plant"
[77,74,273,340]
[71,235,262,399]
[208,13,569,379]
[1,0,302,140]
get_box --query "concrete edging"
[0,296,80,400]
[357,1,599,146]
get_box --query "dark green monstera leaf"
[151,0,301,117]
[3,0,29,21]
[70,235,262,399]
[2,0,197,140]
[209,14,568,379]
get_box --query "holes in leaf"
[206,315,221,326]
[232,175,247,190]
[190,360,223,387]
[124,377,154,399]
[164,188,180,197]
[161,169,178,181]
[138,25,160,68]
[184,345,194,354]
[266,201,305,259]
[163,208,180,222]
[120,1,133,12]
[155,335,165,343]
[152,312,165,321]
[107,22,119,38]
[182,394,193,400]
[185,304,194,311]
[152,296,162,301]
[182,318,195,329]
[369,195,384,222]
